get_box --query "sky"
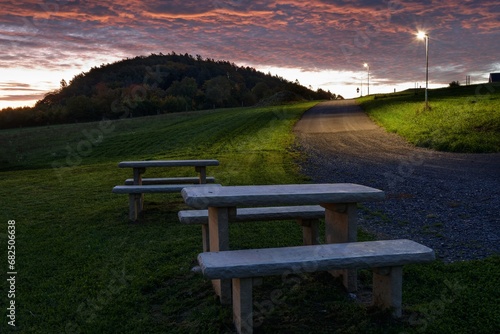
[1,0,499,109]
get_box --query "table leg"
[133,167,145,213]
[322,202,358,292]
[208,206,234,304]
[195,166,207,184]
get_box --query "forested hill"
[0,53,340,129]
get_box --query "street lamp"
[417,31,429,108]
[363,63,370,95]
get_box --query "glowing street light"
[417,31,429,108]
[363,63,370,95]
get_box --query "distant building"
[489,73,500,83]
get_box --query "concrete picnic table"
[117,160,219,220]
[118,159,220,185]
[181,183,385,303]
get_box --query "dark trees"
[0,53,337,129]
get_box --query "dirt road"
[294,100,500,261]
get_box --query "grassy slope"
[1,102,499,333]
[358,84,500,153]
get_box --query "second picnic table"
[119,159,220,185]
[181,183,385,303]
[115,159,219,221]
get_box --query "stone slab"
[178,205,325,224]
[118,160,219,168]
[182,183,385,209]
[125,177,216,185]
[113,184,221,194]
[198,239,435,279]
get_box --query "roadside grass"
[358,83,500,153]
[1,102,499,333]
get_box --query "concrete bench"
[178,205,325,252]
[112,184,221,222]
[124,177,216,185]
[198,239,435,334]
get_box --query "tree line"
[0,53,340,129]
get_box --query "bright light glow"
[363,63,369,68]
[417,31,427,40]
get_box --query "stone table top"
[182,183,385,209]
[118,160,220,168]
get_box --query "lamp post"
[363,63,370,95]
[417,31,429,108]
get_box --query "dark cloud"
[0,93,46,101]
[0,83,33,89]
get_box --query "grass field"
[1,101,499,333]
[358,83,500,153]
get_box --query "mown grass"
[358,83,500,153]
[1,102,499,333]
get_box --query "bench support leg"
[372,266,403,318]
[195,166,207,184]
[232,278,253,334]
[322,203,358,292]
[297,218,320,245]
[209,206,234,305]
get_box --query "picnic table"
[182,183,385,303]
[115,159,219,221]
[118,159,219,185]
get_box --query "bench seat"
[179,205,325,251]
[198,239,435,334]
[179,205,324,224]
[113,184,221,194]
[124,176,216,185]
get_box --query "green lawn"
[1,102,499,333]
[358,83,500,153]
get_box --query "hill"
[0,53,339,129]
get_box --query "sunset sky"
[1,0,499,109]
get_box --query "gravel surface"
[294,100,500,262]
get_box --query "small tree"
[449,81,460,87]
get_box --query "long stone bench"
[112,184,221,221]
[124,176,216,185]
[178,205,325,251]
[198,239,435,334]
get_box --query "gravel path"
[294,100,500,262]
